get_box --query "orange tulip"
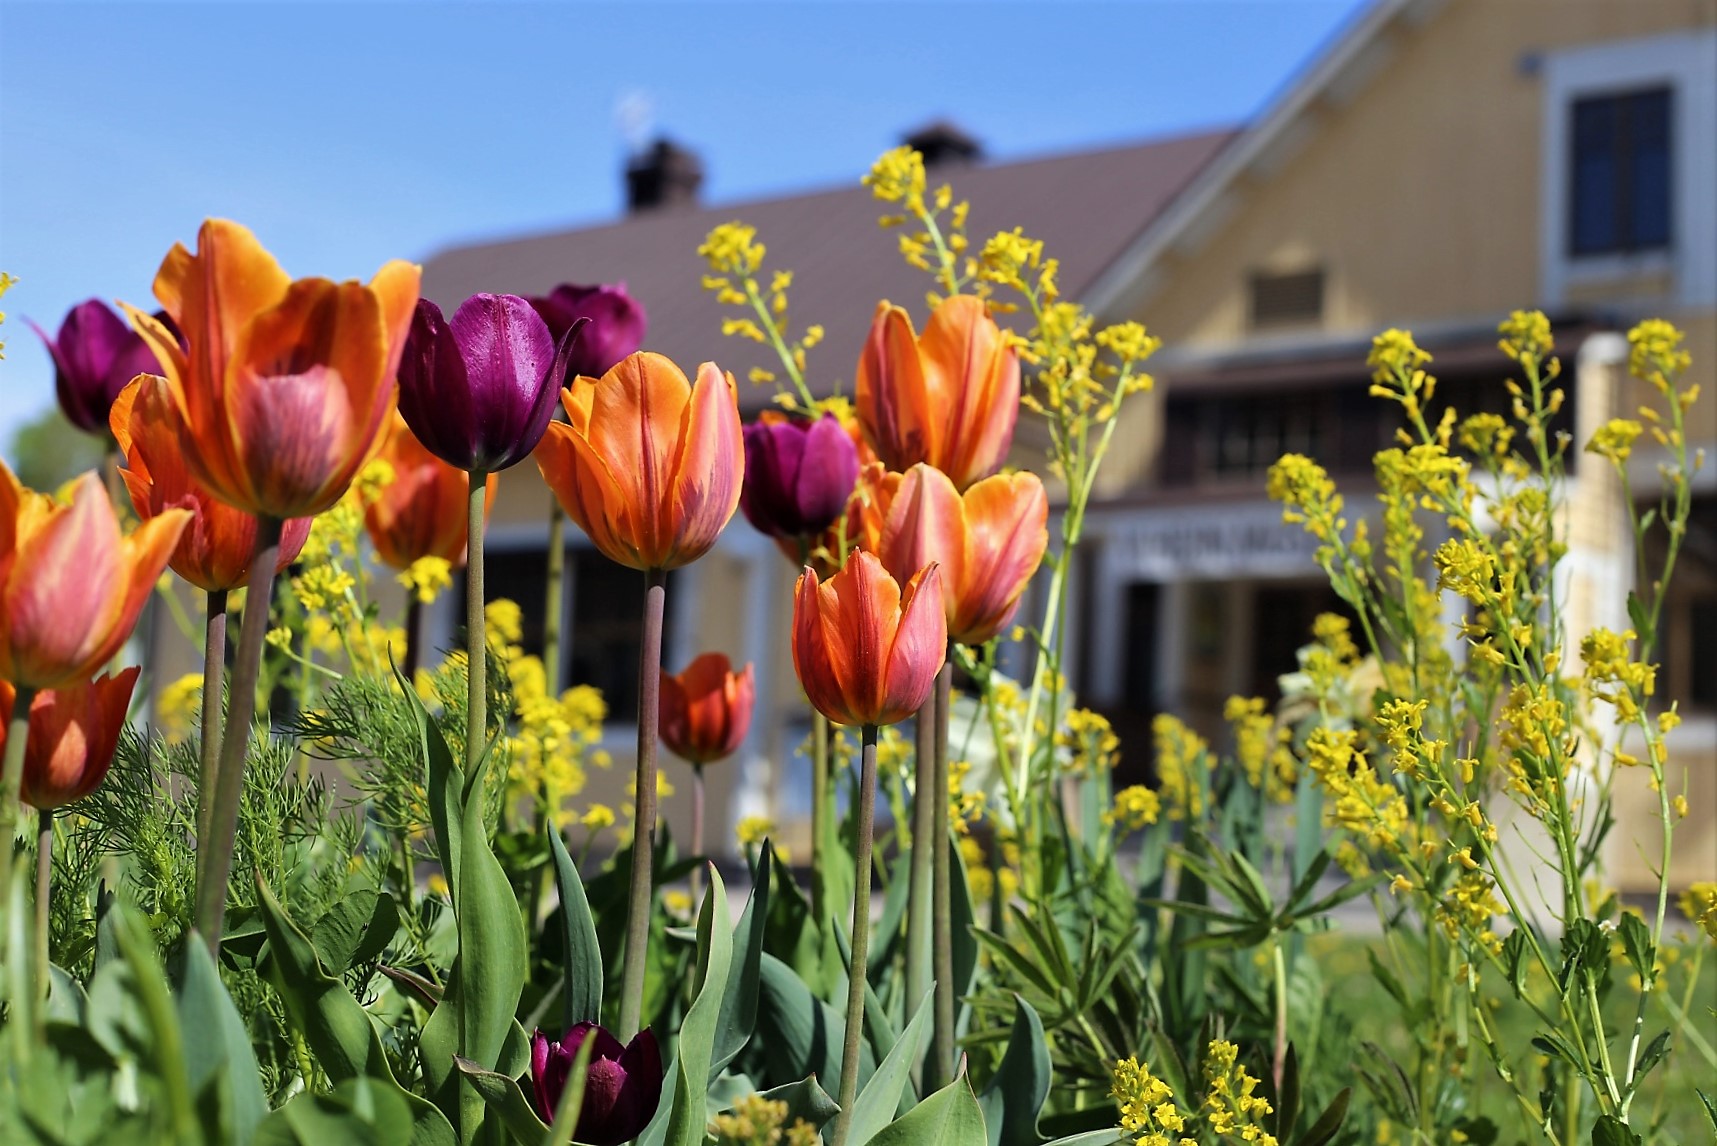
[792,550,945,728]
[0,668,138,809]
[854,295,1021,491]
[122,219,420,520]
[364,412,497,569]
[110,376,312,592]
[659,653,755,765]
[0,462,188,690]
[536,352,743,571]
[880,463,1049,647]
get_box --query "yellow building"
[420,0,1716,883]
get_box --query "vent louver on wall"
[1249,268,1325,328]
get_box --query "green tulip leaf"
[712,841,772,1081]
[253,1076,415,1146]
[845,988,933,1145]
[859,1073,987,1146]
[548,823,604,1030]
[664,865,734,1146]
[977,995,1050,1146]
[178,936,269,1146]
[451,1056,550,1142]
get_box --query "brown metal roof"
[421,129,1236,412]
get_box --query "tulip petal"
[856,302,934,471]
[1,473,124,688]
[536,421,641,570]
[954,472,1048,644]
[879,463,965,624]
[882,562,947,723]
[17,667,140,809]
[583,353,692,565]
[919,295,1020,487]
[663,364,742,568]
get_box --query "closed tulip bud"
[529,1023,663,1145]
[530,282,648,379]
[398,294,583,474]
[880,463,1049,646]
[791,460,899,578]
[122,219,420,520]
[110,376,311,592]
[855,295,1021,491]
[660,653,754,765]
[793,549,945,728]
[740,413,860,543]
[27,299,161,434]
[0,462,188,690]
[536,352,743,572]
[363,413,496,569]
[0,667,138,809]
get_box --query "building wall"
[1105,0,1716,494]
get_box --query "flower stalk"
[34,808,51,997]
[193,515,284,955]
[831,723,880,1146]
[810,711,831,926]
[618,568,666,1040]
[930,658,955,1085]
[0,685,34,896]
[195,589,228,851]
[465,470,489,774]
[905,700,935,1015]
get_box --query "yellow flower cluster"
[1457,412,1515,461]
[1497,308,1555,365]
[156,672,206,743]
[698,222,825,405]
[979,227,1058,304]
[1627,318,1692,395]
[1151,713,1211,821]
[292,564,356,614]
[698,222,768,279]
[947,758,986,835]
[487,597,609,830]
[863,147,971,299]
[398,556,453,605]
[1678,882,1717,941]
[1436,870,1505,956]
[1496,682,1573,805]
[708,1094,818,1146]
[1304,728,1409,858]
[1224,696,1295,799]
[1107,785,1162,832]
[1367,327,1432,384]
[1059,706,1121,776]
[1201,1040,1276,1146]
[736,815,775,848]
[1586,418,1644,465]
[1111,1056,1195,1146]
[1267,454,1348,565]
[1373,698,1446,781]
[1580,628,1656,724]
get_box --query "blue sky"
[0,0,1367,456]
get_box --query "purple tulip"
[529,283,647,379]
[740,414,861,540]
[397,294,585,473]
[28,299,161,434]
[529,1023,663,1144]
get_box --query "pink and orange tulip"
[880,463,1049,646]
[363,413,496,570]
[123,219,419,520]
[792,461,899,578]
[854,295,1020,491]
[110,377,311,593]
[0,462,187,690]
[792,549,945,728]
[536,352,743,572]
[659,653,755,765]
[0,668,138,809]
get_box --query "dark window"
[1570,87,1672,256]
[1689,597,1716,710]
[474,548,676,719]
[1249,268,1325,329]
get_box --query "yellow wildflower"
[398,556,453,605]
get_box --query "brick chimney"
[625,137,704,213]
[902,121,983,168]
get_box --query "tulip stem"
[543,499,567,697]
[466,469,490,774]
[831,723,879,1146]
[194,516,283,957]
[931,658,956,1086]
[402,597,423,682]
[810,711,830,926]
[905,700,935,1019]
[0,685,35,900]
[195,589,228,855]
[618,568,666,1041]
[690,762,706,909]
[35,809,52,998]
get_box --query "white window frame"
[1540,29,1717,309]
